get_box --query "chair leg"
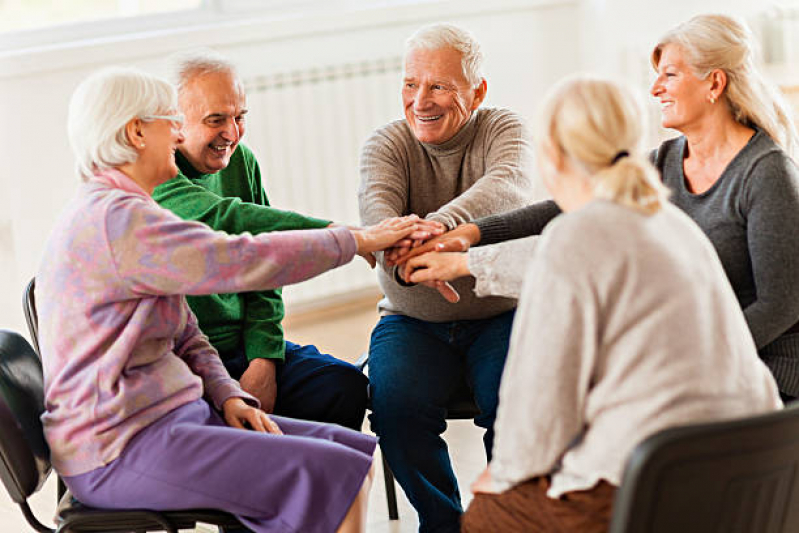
[382,452,399,520]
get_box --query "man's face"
[402,46,486,145]
[178,70,248,174]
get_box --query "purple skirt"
[62,399,376,532]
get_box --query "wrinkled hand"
[222,397,282,434]
[384,219,446,265]
[394,223,481,266]
[352,215,425,267]
[471,466,497,494]
[239,358,277,414]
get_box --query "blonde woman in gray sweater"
[406,76,781,532]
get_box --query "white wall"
[1,0,797,337]
[0,0,580,335]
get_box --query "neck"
[681,110,754,162]
[551,168,594,212]
[117,163,155,195]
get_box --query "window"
[0,0,204,33]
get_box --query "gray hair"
[67,66,177,181]
[168,49,239,98]
[653,14,798,157]
[405,23,484,87]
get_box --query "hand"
[394,223,481,266]
[405,251,471,284]
[384,219,447,265]
[471,466,498,494]
[222,397,283,434]
[351,216,424,266]
[239,358,278,413]
[397,263,461,303]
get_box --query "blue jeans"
[368,311,515,533]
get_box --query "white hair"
[168,49,239,98]
[539,76,670,215]
[405,23,483,87]
[653,14,798,157]
[67,66,177,181]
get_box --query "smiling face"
[178,70,247,174]
[402,46,486,145]
[650,44,714,132]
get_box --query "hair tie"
[611,150,630,165]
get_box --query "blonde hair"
[405,23,483,87]
[652,13,798,157]
[539,76,669,215]
[68,67,177,181]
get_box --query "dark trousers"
[221,340,369,533]
[368,311,515,533]
[222,340,369,431]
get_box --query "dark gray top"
[472,130,799,394]
[653,131,799,394]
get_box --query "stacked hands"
[385,221,483,303]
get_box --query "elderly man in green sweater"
[152,52,370,439]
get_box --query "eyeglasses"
[139,114,185,125]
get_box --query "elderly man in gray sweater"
[358,23,534,533]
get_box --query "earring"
[140,143,145,148]
[709,96,716,104]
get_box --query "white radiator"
[243,56,404,310]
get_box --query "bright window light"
[0,0,203,33]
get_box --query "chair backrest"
[23,277,40,357]
[609,403,799,533]
[0,330,52,504]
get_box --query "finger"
[437,282,461,303]
[436,238,470,253]
[247,410,267,433]
[364,252,376,268]
[226,413,244,430]
[263,413,283,435]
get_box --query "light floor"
[0,295,486,532]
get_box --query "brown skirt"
[461,476,616,533]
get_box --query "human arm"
[173,303,260,410]
[107,195,414,297]
[741,154,799,348]
[222,397,282,434]
[153,174,331,234]
[489,241,596,492]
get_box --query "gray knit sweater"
[358,107,534,321]
[654,131,799,394]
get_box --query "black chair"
[356,353,480,520]
[609,402,799,533]
[23,277,40,357]
[0,329,245,532]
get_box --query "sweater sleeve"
[741,152,799,348]
[490,236,596,492]
[105,195,356,297]
[468,236,539,298]
[426,111,534,229]
[173,303,259,410]
[474,200,561,246]
[153,174,330,234]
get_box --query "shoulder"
[476,107,526,133]
[738,133,799,196]
[361,118,416,162]
[652,136,684,168]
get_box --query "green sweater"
[153,144,330,361]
